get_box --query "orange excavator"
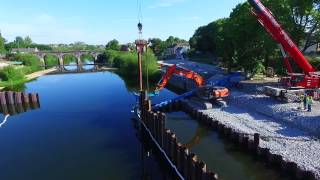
[156,64,229,100]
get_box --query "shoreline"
[0,67,58,90]
[25,67,58,80]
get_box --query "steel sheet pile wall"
[140,94,219,180]
[157,100,316,180]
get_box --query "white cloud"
[148,0,186,9]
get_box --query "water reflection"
[0,114,10,128]
[166,112,292,180]
[0,102,40,115]
[0,96,41,128]
[131,118,179,180]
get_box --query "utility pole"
[135,22,147,92]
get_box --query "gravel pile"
[189,91,320,179]
[229,91,320,136]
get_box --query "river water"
[0,68,289,180]
[0,69,175,180]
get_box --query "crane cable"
[136,0,150,92]
[136,0,143,39]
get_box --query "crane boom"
[248,0,315,74]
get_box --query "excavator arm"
[156,65,205,91]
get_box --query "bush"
[44,54,59,66]
[105,50,160,80]
[0,66,25,81]
[12,53,42,66]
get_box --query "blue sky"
[0,0,246,45]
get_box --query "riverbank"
[0,67,57,90]
[25,67,58,80]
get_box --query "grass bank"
[0,53,44,88]
[104,50,160,82]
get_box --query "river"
[0,67,290,180]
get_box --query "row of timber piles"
[139,92,219,180]
[156,100,317,180]
[0,91,40,115]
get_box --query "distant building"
[0,54,6,61]
[120,44,131,52]
[164,43,190,59]
[303,43,320,54]
[11,47,39,54]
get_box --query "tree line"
[0,35,105,54]
[104,36,188,59]
[189,0,320,76]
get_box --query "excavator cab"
[194,85,229,100]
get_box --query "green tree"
[73,41,86,50]
[24,36,33,47]
[149,38,166,57]
[0,33,6,54]
[106,39,120,51]
[44,54,59,66]
[190,0,320,76]
[14,36,24,48]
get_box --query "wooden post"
[207,172,219,180]
[183,149,189,178]
[14,92,23,104]
[6,91,14,105]
[188,153,197,180]
[30,93,38,104]
[1,104,8,115]
[196,161,207,180]
[254,133,260,147]
[170,133,177,164]
[154,113,160,140]
[16,103,24,113]
[145,111,150,128]
[165,129,171,154]
[23,103,30,111]
[22,93,29,104]
[0,92,6,105]
[158,112,166,147]
[176,143,184,173]
[244,136,249,150]
[8,104,16,115]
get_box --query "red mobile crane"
[249,0,320,90]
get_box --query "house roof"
[11,48,38,53]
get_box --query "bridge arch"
[80,53,95,64]
[43,54,59,66]
[62,54,78,65]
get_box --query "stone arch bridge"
[33,50,103,66]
